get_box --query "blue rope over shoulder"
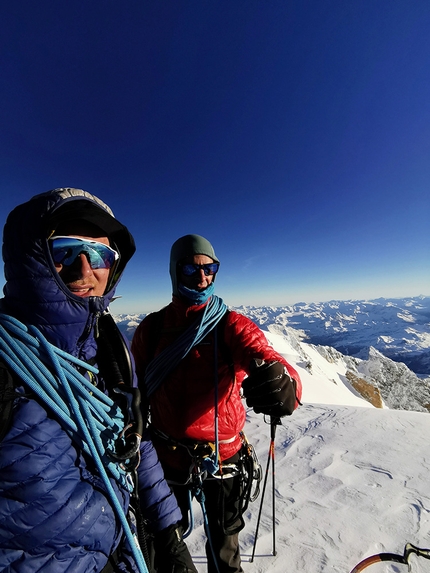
[145,295,227,480]
[145,295,228,399]
[0,313,149,573]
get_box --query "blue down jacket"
[0,189,181,572]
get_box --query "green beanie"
[170,234,220,297]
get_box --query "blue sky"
[1,1,429,313]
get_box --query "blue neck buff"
[178,282,215,305]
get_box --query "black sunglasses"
[179,262,220,276]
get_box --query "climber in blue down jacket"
[0,188,197,573]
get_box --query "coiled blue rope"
[0,313,149,573]
[145,295,227,479]
[145,295,227,567]
[145,295,227,398]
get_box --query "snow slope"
[186,404,430,573]
[113,304,430,571]
[182,329,430,572]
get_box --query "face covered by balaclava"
[169,234,220,304]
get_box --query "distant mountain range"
[113,295,430,413]
[232,295,430,375]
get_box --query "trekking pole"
[250,416,281,562]
[270,417,281,556]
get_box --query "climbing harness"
[152,426,261,540]
[0,313,148,573]
[350,543,430,572]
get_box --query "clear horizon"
[110,292,430,316]
[1,2,429,313]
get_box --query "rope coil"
[145,295,227,398]
[0,313,148,573]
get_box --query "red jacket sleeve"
[225,311,302,407]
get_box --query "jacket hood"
[169,234,219,298]
[1,188,135,359]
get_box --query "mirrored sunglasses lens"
[181,264,198,276]
[84,247,107,269]
[180,263,219,276]
[204,263,219,275]
[87,244,117,268]
[50,238,115,269]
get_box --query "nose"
[66,253,93,278]
[77,253,93,276]
[195,267,210,284]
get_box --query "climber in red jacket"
[132,234,302,573]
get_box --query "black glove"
[154,524,197,573]
[242,359,297,417]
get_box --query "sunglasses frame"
[179,262,220,277]
[49,235,119,270]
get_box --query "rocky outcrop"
[345,371,383,408]
[356,347,430,413]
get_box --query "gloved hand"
[154,523,197,573]
[242,359,298,417]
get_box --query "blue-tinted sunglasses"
[179,262,220,276]
[49,236,119,270]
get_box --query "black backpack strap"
[145,307,169,363]
[0,360,18,442]
[216,310,234,379]
[97,312,134,388]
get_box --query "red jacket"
[132,296,302,472]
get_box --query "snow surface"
[183,329,430,573]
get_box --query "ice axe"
[350,543,430,572]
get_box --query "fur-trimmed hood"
[1,188,135,360]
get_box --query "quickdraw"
[350,543,430,572]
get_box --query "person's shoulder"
[225,310,257,330]
[4,395,66,447]
[133,306,171,343]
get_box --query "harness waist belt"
[150,425,239,453]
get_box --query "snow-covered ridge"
[232,295,430,375]
[114,296,430,375]
[264,327,430,413]
[113,296,430,413]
